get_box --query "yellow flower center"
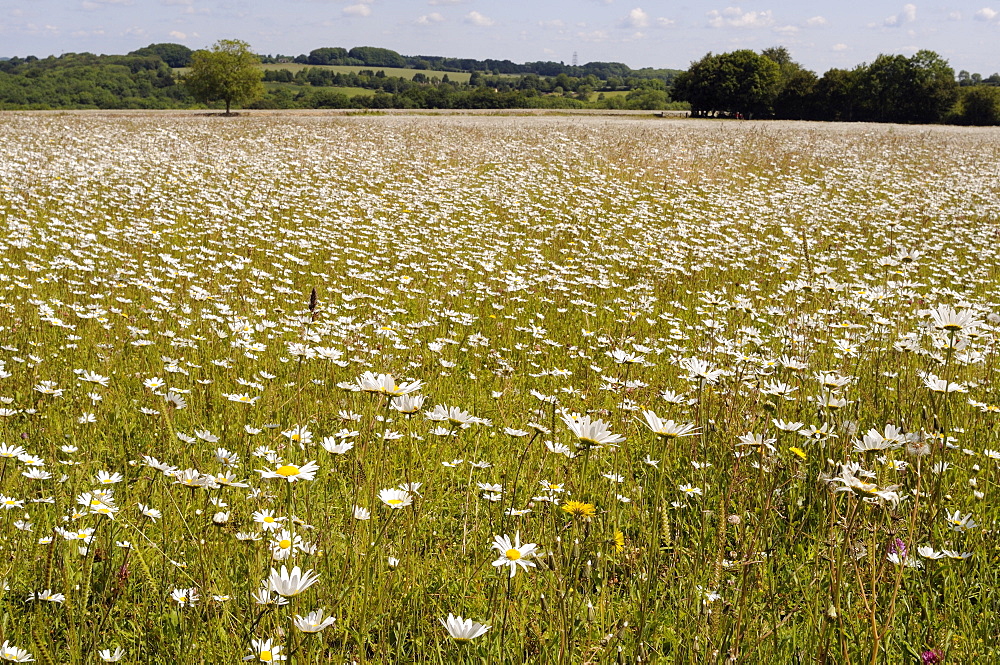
[263,516,274,523]
[387,499,403,505]
[505,548,521,560]
[260,650,273,662]
[276,465,299,477]
[279,539,292,549]
[290,434,301,441]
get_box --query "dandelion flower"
[561,500,596,519]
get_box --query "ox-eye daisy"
[491,532,537,578]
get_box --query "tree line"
[1,41,998,124]
[672,47,1000,125]
[0,43,682,112]
[102,42,680,84]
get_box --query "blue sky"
[3,0,999,74]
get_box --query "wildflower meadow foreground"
[0,112,999,663]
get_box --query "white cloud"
[465,10,494,26]
[884,3,916,27]
[169,30,187,39]
[707,7,774,29]
[622,7,648,28]
[974,7,998,21]
[832,43,848,51]
[948,11,961,20]
[82,0,133,9]
[416,12,443,25]
[805,16,827,27]
[343,3,371,17]
[773,25,799,35]
[576,29,610,42]
[428,0,464,4]
[539,19,565,28]
[655,17,675,27]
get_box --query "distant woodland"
[1,42,998,124]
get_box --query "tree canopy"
[129,43,194,68]
[674,47,967,124]
[672,50,780,118]
[184,39,264,114]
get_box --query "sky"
[2,0,1000,75]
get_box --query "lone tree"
[185,39,264,114]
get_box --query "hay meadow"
[1,112,999,663]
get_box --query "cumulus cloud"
[707,7,774,29]
[620,8,674,29]
[416,12,444,25]
[805,16,827,27]
[539,19,565,28]
[974,7,998,21]
[343,3,371,17]
[832,43,848,51]
[883,3,916,27]
[622,8,649,28]
[465,10,494,26]
[773,25,799,35]
[169,30,187,39]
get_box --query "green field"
[264,82,372,98]
[258,64,473,82]
[0,113,998,663]
[175,63,474,83]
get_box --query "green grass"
[0,113,998,663]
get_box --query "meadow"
[0,112,999,663]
